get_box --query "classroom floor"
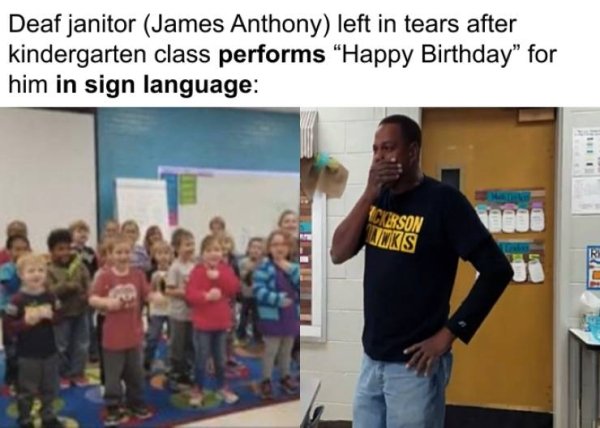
[178,400,298,427]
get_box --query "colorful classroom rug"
[0,343,300,428]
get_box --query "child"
[219,234,241,368]
[278,210,299,262]
[89,234,163,426]
[0,235,31,393]
[236,238,265,343]
[144,240,172,372]
[46,229,91,388]
[5,253,63,428]
[98,220,119,267]
[165,229,196,388]
[209,216,226,239]
[121,220,151,273]
[69,220,99,278]
[253,230,300,399]
[69,220,100,363]
[143,226,164,280]
[102,220,120,242]
[92,239,115,386]
[0,221,28,266]
[186,235,240,406]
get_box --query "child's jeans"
[103,347,145,409]
[193,330,227,390]
[236,297,262,341]
[168,319,194,383]
[2,321,18,386]
[144,315,168,365]
[353,352,453,428]
[17,354,59,426]
[262,336,295,380]
[54,312,90,379]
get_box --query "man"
[330,115,513,428]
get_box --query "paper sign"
[511,256,527,282]
[179,174,197,205]
[530,203,545,231]
[528,256,545,283]
[488,209,502,233]
[572,128,600,177]
[587,246,600,289]
[161,173,179,226]
[516,208,530,232]
[502,206,516,233]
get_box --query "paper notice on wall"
[179,174,197,205]
[572,177,600,214]
[572,128,600,177]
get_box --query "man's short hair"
[379,115,422,148]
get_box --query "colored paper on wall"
[179,174,197,205]
[161,173,179,226]
[587,246,600,290]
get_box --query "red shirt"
[91,267,150,351]
[186,262,240,331]
[0,249,11,267]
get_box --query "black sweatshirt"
[357,176,513,362]
[4,291,60,359]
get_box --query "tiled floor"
[178,400,299,427]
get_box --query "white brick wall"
[301,107,420,421]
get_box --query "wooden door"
[421,108,555,411]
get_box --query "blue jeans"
[353,352,453,428]
[54,313,90,378]
[192,330,227,390]
[144,315,169,364]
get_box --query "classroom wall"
[96,108,300,231]
[0,109,97,251]
[300,107,420,420]
[555,107,600,428]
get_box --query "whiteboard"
[115,178,169,243]
[0,108,96,251]
[168,169,299,253]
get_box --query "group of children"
[0,210,301,428]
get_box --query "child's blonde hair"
[69,219,90,234]
[200,235,222,254]
[278,210,297,227]
[219,233,235,254]
[105,234,133,253]
[151,240,173,258]
[209,216,226,233]
[16,253,47,275]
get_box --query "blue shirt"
[0,263,21,312]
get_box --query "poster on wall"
[299,191,313,326]
[586,246,600,290]
[475,189,545,233]
[497,240,545,284]
[572,177,600,214]
[572,128,600,177]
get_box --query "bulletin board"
[299,189,327,341]
[158,166,299,252]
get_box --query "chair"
[307,405,325,428]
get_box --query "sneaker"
[219,387,239,404]
[129,405,153,420]
[259,379,273,400]
[41,417,64,428]
[280,375,298,395]
[226,358,241,368]
[104,407,127,427]
[72,376,89,387]
[59,378,71,389]
[188,387,204,407]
